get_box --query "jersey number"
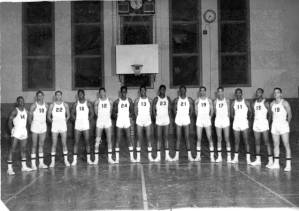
[102,104,107,108]
[56,107,63,112]
[121,103,128,108]
[274,107,280,112]
[201,103,206,107]
[79,106,84,111]
[39,108,45,113]
[20,115,25,119]
[181,102,187,106]
[160,101,167,106]
[256,106,261,110]
[237,105,242,109]
[141,102,146,106]
[219,103,223,108]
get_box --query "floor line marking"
[238,169,297,208]
[139,164,149,210]
[4,173,43,204]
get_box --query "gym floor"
[1,132,299,210]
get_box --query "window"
[169,0,201,87]
[23,2,54,90]
[120,15,154,88]
[72,1,103,89]
[219,0,250,86]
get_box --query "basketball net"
[131,64,143,76]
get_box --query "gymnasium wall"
[1,0,299,134]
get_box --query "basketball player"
[112,86,135,163]
[250,88,272,167]
[29,90,48,169]
[71,89,94,165]
[47,91,70,167]
[152,85,172,161]
[134,85,153,162]
[94,88,114,164]
[213,87,231,163]
[7,96,33,175]
[231,88,252,164]
[270,87,292,171]
[195,86,214,162]
[173,86,194,161]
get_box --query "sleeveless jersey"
[13,108,27,129]
[254,99,267,121]
[197,98,210,118]
[76,101,89,121]
[176,97,190,117]
[156,96,169,118]
[52,102,66,121]
[118,98,130,119]
[137,97,151,117]
[32,102,47,123]
[234,99,248,120]
[97,98,111,119]
[215,98,229,118]
[272,99,287,123]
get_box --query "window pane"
[73,1,101,23]
[27,58,53,89]
[172,23,198,53]
[26,25,52,56]
[220,0,247,21]
[172,0,198,21]
[172,56,199,86]
[75,57,102,88]
[221,55,248,85]
[24,2,52,24]
[74,25,101,55]
[123,75,151,88]
[221,23,247,53]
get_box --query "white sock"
[210,147,214,160]
[246,153,251,163]
[165,149,169,160]
[256,155,261,162]
[234,153,239,161]
[31,154,36,167]
[273,157,279,166]
[129,146,134,160]
[115,148,120,162]
[286,158,291,168]
[175,150,179,160]
[87,154,91,162]
[267,155,273,165]
[188,150,193,160]
[156,150,161,160]
[39,153,45,164]
[8,162,13,171]
[21,160,27,168]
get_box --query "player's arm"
[8,109,17,132]
[264,100,270,120]
[109,99,113,116]
[283,100,292,123]
[134,98,139,118]
[188,97,194,117]
[208,98,214,117]
[195,99,199,116]
[149,98,153,117]
[167,96,172,119]
[226,99,231,117]
[47,104,54,122]
[87,101,94,120]
[94,99,99,117]
[152,97,158,118]
[230,100,235,119]
[112,99,119,120]
[246,100,253,120]
[173,98,178,117]
[269,101,274,123]
[64,103,70,122]
[128,98,134,119]
[29,103,37,125]
[70,102,77,121]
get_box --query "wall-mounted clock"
[130,0,143,10]
[203,9,216,23]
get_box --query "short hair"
[77,89,85,95]
[179,85,186,91]
[99,87,106,92]
[36,90,44,96]
[140,85,146,91]
[120,86,127,92]
[235,88,242,94]
[257,88,264,93]
[159,84,166,90]
[274,87,282,93]
[55,90,62,95]
[217,87,224,91]
[199,86,206,91]
[16,96,24,101]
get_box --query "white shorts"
[75,119,90,131]
[96,117,112,129]
[116,116,130,129]
[233,118,249,131]
[175,115,190,126]
[156,115,170,126]
[136,115,151,127]
[11,127,28,140]
[215,116,230,128]
[51,120,67,133]
[196,116,211,128]
[253,119,269,132]
[271,121,290,135]
[31,121,47,134]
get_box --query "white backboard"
[116,44,159,74]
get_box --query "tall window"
[72,1,103,89]
[120,15,154,88]
[170,0,201,87]
[23,2,54,90]
[219,0,250,86]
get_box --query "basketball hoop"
[131,64,143,76]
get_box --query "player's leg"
[31,133,38,170]
[184,125,193,161]
[215,127,223,163]
[271,134,280,169]
[232,130,240,163]
[105,127,114,164]
[115,128,121,163]
[205,126,215,162]
[281,133,291,171]
[263,131,273,167]
[38,133,47,168]
[7,138,18,175]
[242,129,251,164]
[163,125,170,161]
[20,139,32,171]
[251,131,262,166]
[157,125,163,161]
[145,125,155,162]
[194,126,203,161]
[95,127,104,164]
[82,130,92,165]
[223,126,231,162]
[126,127,135,162]
[61,132,70,166]
[173,125,182,161]
[50,132,58,167]
[73,130,80,166]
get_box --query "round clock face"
[130,0,143,10]
[203,9,216,23]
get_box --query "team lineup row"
[7,85,292,175]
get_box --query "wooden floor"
[1,132,299,210]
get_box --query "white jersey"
[215,98,229,118]
[197,98,210,118]
[254,99,267,121]
[156,96,170,126]
[233,99,248,120]
[32,102,47,123]
[76,101,89,121]
[96,98,112,128]
[11,108,28,139]
[116,98,131,128]
[272,99,288,123]
[52,102,66,121]
[136,97,151,127]
[175,97,190,126]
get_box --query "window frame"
[218,0,251,87]
[169,0,202,88]
[22,2,55,91]
[71,1,104,90]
